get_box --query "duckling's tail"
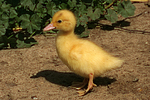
[106,57,124,70]
[94,56,124,77]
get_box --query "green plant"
[0,0,135,49]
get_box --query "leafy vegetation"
[0,0,135,49]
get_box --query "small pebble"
[137,88,142,92]
[132,78,139,82]
[145,42,148,44]
[31,96,38,99]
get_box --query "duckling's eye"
[57,20,62,23]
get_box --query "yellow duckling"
[43,10,123,96]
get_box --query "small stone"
[132,78,139,82]
[145,42,148,44]
[137,88,142,92]
[31,96,38,99]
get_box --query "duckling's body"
[43,10,123,96]
[56,32,122,78]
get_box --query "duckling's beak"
[43,23,56,32]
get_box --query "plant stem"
[29,31,36,39]
[7,34,14,39]
[105,0,118,9]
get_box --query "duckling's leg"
[77,73,97,96]
[70,78,88,90]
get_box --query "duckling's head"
[43,10,76,32]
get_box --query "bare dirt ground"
[0,3,150,100]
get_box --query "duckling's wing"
[68,40,123,77]
[69,40,105,61]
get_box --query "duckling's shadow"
[30,70,116,87]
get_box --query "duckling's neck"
[56,29,78,50]
[56,29,78,60]
[57,30,76,38]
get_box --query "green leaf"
[105,9,118,23]
[113,6,118,11]
[20,0,35,11]
[2,13,9,20]
[68,0,76,8]
[59,3,68,9]
[1,2,11,13]
[20,14,41,33]
[16,38,37,48]
[39,0,47,3]
[16,39,30,48]
[46,2,58,16]
[0,18,9,29]
[35,3,47,14]
[10,7,18,18]
[0,9,3,15]
[118,0,136,18]
[47,0,52,2]
[0,43,5,49]
[94,8,101,19]
[79,14,88,27]
[35,3,47,18]
[37,12,47,18]
[0,25,6,36]
[87,7,101,20]
[87,7,93,19]
[0,0,3,6]
[31,23,39,30]
[27,24,33,33]
[30,14,41,24]
[20,20,33,33]
[21,21,30,29]
[80,29,90,38]
[20,14,32,32]
[106,0,113,3]
[76,2,87,15]
[19,14,30,22]
[30,14,41,30]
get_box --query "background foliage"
[0,0,135,49]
